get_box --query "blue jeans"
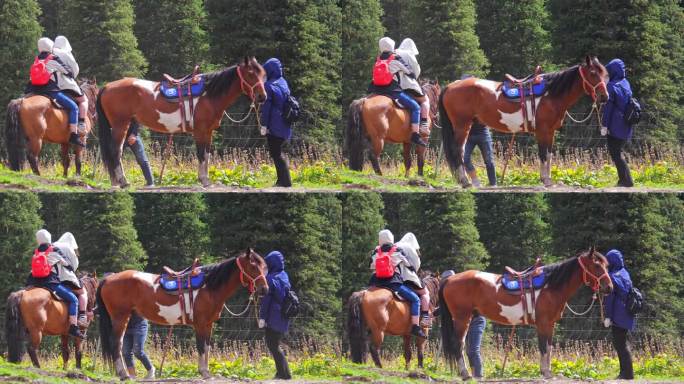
[47,283,78,315]
[51,92,78,125]
[123,322,153,371]
[398,92,420,124]
[466,315,486,377]
[396,284,420,316]
[464,130,497,186]
[125,134,154,185]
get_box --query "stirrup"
[69,133,85,148]
[411,132,427,147]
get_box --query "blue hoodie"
[603,249,635,330]
[601,59,634,140]
[259,250,291,333]
[260,58,292,140]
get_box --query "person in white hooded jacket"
[53,36,89,135]
[394,39,430,134]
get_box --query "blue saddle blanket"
[502,269,546,291]
[160,271,205,292]
[160,76,205,100]
[502,78,546,99]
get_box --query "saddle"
[159,65,204,132]
[500,258,545,324]
[500,66,546,132]
[158,259,204,324]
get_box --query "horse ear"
[585,55,592,66]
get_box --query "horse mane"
[203,257,237,290]
[543,255,580,289]
[420,271,441,308]
[204,66,238,98]
[543,65,579,97]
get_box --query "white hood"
[378,37,395,53]
[54,35,72,53]
[397,38,419,56]
[37,37,54,53]
[36,229,52,244]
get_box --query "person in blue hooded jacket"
[260,58,292,187]
[603,249,635,380]
[601,59,634,187]
[259,251,292,380]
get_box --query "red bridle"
[236,255,267,294]
[578,66,608,102]
[578,256,611,292]
[236,65,265,103]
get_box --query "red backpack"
[31,245,53,278]
[372,54,395,86]
[30,54,54,86]
[375,245,396,279]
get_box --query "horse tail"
[346,291,368,363]
[439,90,459,174]
[5,99,26,171]
[96,279,115,365]
[346,98,366,171]
[439,281,458,370]
[96,88,116,177]
[5,290,26,363]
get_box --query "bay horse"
[439,247,612,379]
[5,274,99,369]
[96,57,266,188]
[440,56,609,187]
[5,80,99,177]
[347,273,440,369]
[346,81,441,177]
[96,249,268,380]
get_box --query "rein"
[223,65,264,126]
[577,256,611,293]
[564,66,607,128]
[236,256,267,294]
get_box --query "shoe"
[419,314,432,328]
[411,132,428,147]
[69,133,86,148]
[77,314,89,328]
[77,121,87,134]
[145,367,156,379]
[410,324,427,339]
[68,324,85,339]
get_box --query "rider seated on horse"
[26,37,84,147]
[368,37,429,147]
[368,229,429,338]
[26,229,84,338]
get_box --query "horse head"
[238,248,269,296]
[237,57,267,103]
[579,247,613,295]
[579,56,609,104]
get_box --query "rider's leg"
[397,285,426,338]
[73,288,88,326]
[53,284,84,338]
[414,95,430,132]
[75,95,88,131]
[398,92,427,147]
[413,287,431,326]
[53,92,85,147]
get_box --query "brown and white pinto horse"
[440,56,609,187]
[5,80,98,177]
[439,248,612,379]
[96,249,268,380]
[5,275,99,370]
[346,81,441,177]
[347,273,440,369]
[96,57,266,187]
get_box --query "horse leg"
[195,327,212,378]
[416,145,426,177]
[75,337,83,370]
[110,317,130,380]
[60,335,70,370]
[369,138,383,175]
[536,133,554,187]
[402,143,412,178]
[369,329,384,368]
[537,325,554,378]
[403,335,412,370]
[194,133,212,187]
[452,313,472,380]
[74,146,83,177]
[27,139,42,175]
[61,144,70,178]
[416,336,425,369]
[454,126,472,188]
[28,331,41,368]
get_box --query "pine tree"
[405,0,489,80]
[37,0,62,37]
[379,0,410,39]
[39,193,146,273]
[0,192,43,309]
[340,0,385,125]
[339,192,385,299]
[133,0,209,79]
[476,0,553,79]
[133,194,210,272]
[475,194,551,272]
[61,0,147,80]
[0,0,42,158]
